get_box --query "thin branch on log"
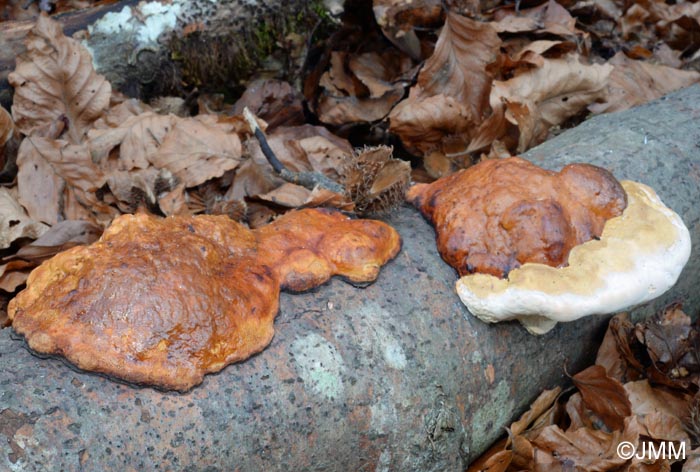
[243,107,346,195]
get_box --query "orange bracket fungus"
[408,157,691,334]
[8,208,401,391]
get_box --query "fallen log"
[0,0,336,108]
[0,84,698,471]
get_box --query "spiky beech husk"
[343,145,411,216]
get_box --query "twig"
[243,107,346,195]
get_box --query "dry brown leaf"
[231,79,305,130]
[467,449,512,472]
[92,98,153,130]
[573,364,632,432]
[389,12,501,155]
[228,125,351,205]
[88,112,178,171]
[8,220,102,262]
[596,313,643,384]
[492,0,581,37]
[16,140,99,219]
[493,54,612,153]
[590,53,700,115]
[317,51,410,125]
[466,438,509,472]
[0,187,48,249]
[16,137,106,225]
[8,14,110,143]
[531,416,641,471]
[0,106,13,149]
[257,183,316,208]
[511,434,536,470]
[416,12,501,119]
[565,391,606,431]
[373,0,444,59]
[0,260,35,292]
[390,94,475,155]
[150,115,242,187]
[625,380,691,444]
[318,90,406,125]
[623,458,672,472]
[511,387,562,436]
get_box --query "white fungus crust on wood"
[457,181,692,335]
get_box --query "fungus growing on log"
[8,208,401,391]
[408,157,691,334]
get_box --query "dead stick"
[243,107,346,195]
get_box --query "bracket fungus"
[408,157,691,335]
[8,208,400,391]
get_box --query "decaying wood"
[0,0,336,108]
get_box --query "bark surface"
[0,0,330,107]
[0,85,698,471]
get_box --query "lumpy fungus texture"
[8,208,401,391]
[407,157,627,278]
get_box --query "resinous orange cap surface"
[407,157,627,278]
[8,208,401,391]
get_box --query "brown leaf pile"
[469,305,700,471]
[304,0,699,173]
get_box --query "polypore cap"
[456,181,691,334]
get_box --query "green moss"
[167,1,338,96]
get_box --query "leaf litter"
[468,306,700,471]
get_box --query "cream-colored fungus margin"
[456,181,691,335]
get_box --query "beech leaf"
[8,14,111,143]
[573,364,632,432]
[590,52,700,115]
[0,187,48,250]
[389,12,501,155]
[16,137,105,224]
[492,55,612,152]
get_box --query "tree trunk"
[0,0,334,108]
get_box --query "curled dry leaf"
[373,0,444,59]
[492,54,612,153]
[634,305,700,390]
[389,12,501,156]
[596,313,644,384]
[8,14,111,143]
[232,79,305,130]
[492,0,582,37]
[572,365,632,432]
[624,380,691,444]
[0,106,13,150]
[317,51,412,125]
[0,260,35,293]
[0,186,48,250]
[589,52,700,115]
[565,391,605,431]
[510,387,561,437]
[530,416,641,471]
[16,137,108,225]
